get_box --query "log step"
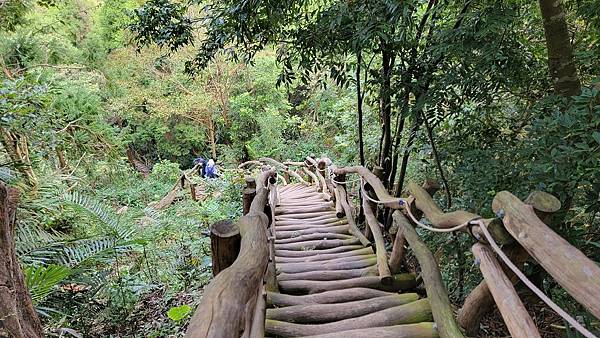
[266,288,396,307]
[297,322,439,338]
[278,274,417,295]
[267,293,420,323]
[265,299,433,337]
[267,186,435,337]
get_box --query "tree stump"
[210,220,241,277]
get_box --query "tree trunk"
[356,51,365,166]
[0,129,37,187]
[0,183,44,338]
[394,115,422,197]
[538,0,581,96]
[379,43,393,181]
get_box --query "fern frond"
[58,237,123,267]
[59,192,135,240]
[0,166,16,183]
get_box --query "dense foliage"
[1,0,598,336]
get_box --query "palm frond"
[16,223,65,265]
[24,264,71,305]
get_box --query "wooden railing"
[332,164,600,338]
[185,170,276,338]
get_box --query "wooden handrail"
[393,210,465,338]
[362,197,392,284]
[238,160,262,169]
[333,174,371,246]
[333,166,402,208]
[458,190,559,335]
[283,161,306,167]
[301,167,320,190]
[405,182,513,245]
[185,170,275,338]
[492,191,600,319]
[472,243,540,338]
[259,157,286,169]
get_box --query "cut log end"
[524,190,561,213]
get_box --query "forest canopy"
[0,0,599,336]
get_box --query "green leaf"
[167,304,192,322]
[25,264,71,304]
[592,131,600,146]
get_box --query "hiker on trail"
[205,158,218,178]
[193,157,207,177]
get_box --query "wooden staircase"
[264,183,438,337]
[185,160,600,338]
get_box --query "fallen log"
[265,298,432,337]
[298,322,438,338]
[395,210,464,338]
[472,243,541,338]
[266,288,394,307]
[278,273,417,294]
[266,293,420,323]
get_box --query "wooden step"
[265,299,432,337]
[275,245,365,257]
[267,288,396,307]
[297,322,438,338]
[274,238,361,251]
[277,267,377,282]
[275,250,375,264]
[278,274,416,294]
[267,293,420,323]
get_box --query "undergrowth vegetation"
[0,0,598,337]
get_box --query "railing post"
[243,176,256,215]
[209,220,241,277]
